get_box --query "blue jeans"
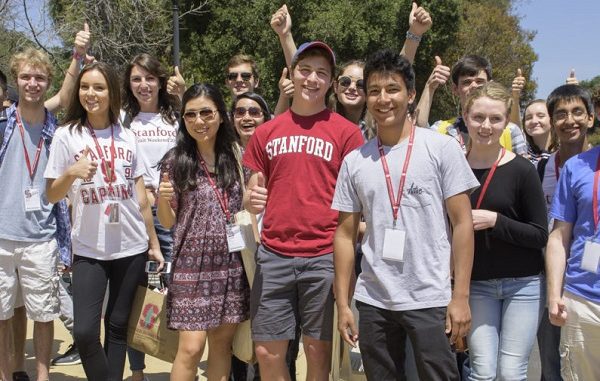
[467,275,544,381]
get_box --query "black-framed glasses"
[553,109,588,122]
[338,76,364,90]
[234,106,263,118]
[227,72,253,82]
[183,109,217,122]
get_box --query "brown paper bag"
[127,286,179,363]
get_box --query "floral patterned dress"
[163,159,249,331]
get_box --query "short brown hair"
[226,54,259,80]
[10,48,53,83]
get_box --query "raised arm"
[271,4,296,69]
[45,22,93,113]
[415,56,449,128]
[400,2,432,64]
[510,68,526,128]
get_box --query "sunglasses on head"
[227,72,253,82]
[338,76,364,90]
[234,106,263,118]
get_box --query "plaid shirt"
[0,104,72,266]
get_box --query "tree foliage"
[7,0,538,119]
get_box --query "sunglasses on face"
[227,72,253,82]
[234,106,263,118]
[338,76,364,90]
[183,109,217,122]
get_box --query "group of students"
[1,3,600,381]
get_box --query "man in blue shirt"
[546,85,599,380]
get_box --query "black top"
[470,154,548,280]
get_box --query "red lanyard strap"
[474,148,506,209]
[88,123,116,188]
[197,151,231,222]
[378,126,416,222]
[592,153,600,231]
[15,110,44,182]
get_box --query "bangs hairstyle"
[363,49,416,115]
[226,54,259,81]
[451,55,492,85]
[161,83,240,193]
[9,47,53,83]
[463,82,512,117]
[523,99,558,153]
[547,84,594,119]
[62,62,121,131]
[123,53,179,124]
[232,92,272,122]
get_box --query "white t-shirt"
[44,124,148,260]
[332,128,479,311]
[128,112,178,189]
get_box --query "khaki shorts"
[0,238,60,321]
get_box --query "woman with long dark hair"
[44,62,163,381]
[157,83,249,381]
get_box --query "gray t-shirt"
[332,127,479,311]
[0,121,56,241]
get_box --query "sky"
[515,0,600,98]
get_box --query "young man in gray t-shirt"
[332,50,479,380]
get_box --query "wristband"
[406,31,422,43]
[72,48,83,62]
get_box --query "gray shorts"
[251,244,334,342]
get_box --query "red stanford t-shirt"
[243,108,364,257]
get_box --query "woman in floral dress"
[157,83,249,381]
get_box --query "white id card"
[581,240,600,273]
[105,203,120,225]
[382,228,406,262]
[24,187,42,212]
[226,224,246,253]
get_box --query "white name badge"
[382,228,406,262]
[105,203,121,225]
[581,240,600,273]
[226,224,246,253]
[24,187,42,212]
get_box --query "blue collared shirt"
[0,104,72,266]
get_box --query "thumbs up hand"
[511,68,526,96]
[566,69,579,85]
[248,172,268,214]
[408,2,432,37]
[426,55,450,91]
[278,67,294,99]
[74,22,91,60]
[167,66,186,100]
[69,146,98,181]
[270,4,292,37]
[159,171,175,202]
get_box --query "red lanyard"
[88,123,116,188]
[474,148,506,209]
[197,152,231,222]
[15,110,44,182]
[592,153,600,231]
[554,152,561,181]
[378,126,416,222]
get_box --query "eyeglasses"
[234,106,263,118]
[227,72,253,82]
[553,109,588,122]
[183,109,217,122]
[338,76,364,90]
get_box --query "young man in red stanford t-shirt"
[243,41,364,380]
